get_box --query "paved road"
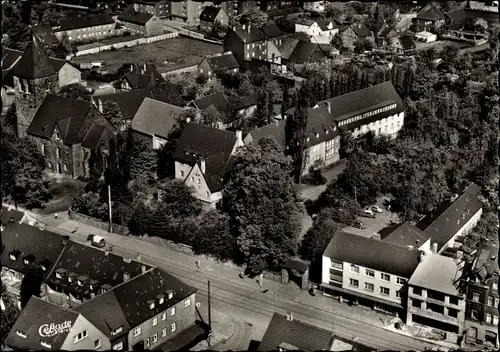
[23,210,451,351]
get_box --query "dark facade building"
[223,24,268,69]
[412,3,445,32]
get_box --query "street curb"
[211,310,237,349]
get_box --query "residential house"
[391,35,416,54]
[230,0,258,15]
[32,24,59,45]
[281,40,330,67]
[243,119,286,145]
[170,0,224,24]
[417,183,483,256]
[259,22,286,47]
[223,24,268,69]
[199,6,229,33]
[442,27,489,46]
[414,30,437,42]
[93,85,185,130]
[52,14,116,42]
[340,23,374,51]
[295,19,338,44]
[188,92,233,128]
[412,3,445,32]
[131,97,185,149]
[373,1,400,23]
[117,11,164,37]
[295,18,323,36]
[118,63,165,90]
[26,94,116,178]
[234,94,257,120]
[133,0,169,18]
[259,312,373,351]
[197,52,240,80]
[375,21,398,47]
[303,1,326,13]
[407,253,466,343]
[322,231,422,315]
[4,297,110,351]
[464,245,500,350]
[173,123,244,207]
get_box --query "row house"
[117,11,164,37]
[52,14,116,42]
[133,0,170,18]
[173,123,244,208]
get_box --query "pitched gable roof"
[278,37,300,60]
[205,52,240,73]
[381,222,432,248]
[323,231,421,278]
[260,22,285,38]
[287,41,322,63]
[350,23,372,38]
[26,95,91,145]
[231,25,267,43]
[132,97,185,138]
[118,11,153,25]
[53,14,115,32]
[409,254,461,296]
[123,62,165,89]
[81,123,115,149]
[5,297,80,350]
[284,105,340,146]
[9,35,57,79]
[199,5,222,22]
[259,313,333,351]
[190,92,231,112]
[397,35,416,50]
[417,3,444,21]
[317,19,335,31]
[246,120,287,147]
[174,122,237,166]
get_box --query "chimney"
[286,311,293,321]
[104,249,109,256]
[98,99,103,113]
[326,101,331,114]
[62,235,70,246]
[200,160,206,174]
[419,251,425,262]
[143,63,146,73]
[416,239,420,246]
[248,24,251,33]
[130,64,133,72]
[236,130,242,142]
[432,243,438,254]
[141,265,147,273]
[123,272,130,281]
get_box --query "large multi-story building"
[223,24,269,68]
[170,0,228,24]
[117,12,164,37]
[133,0,170,18]
[52,14,116,42]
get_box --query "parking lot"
[343,196,399,239]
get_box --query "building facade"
[199,6,229,32]
[170,0,220,24]
[117,12,164,37]
[304,1,325,12]
[133,0,169,18]
[52,14,116,42]
[223,24,269,68]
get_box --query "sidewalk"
[191,308,235,351]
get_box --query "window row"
[349,265,406,284]
[349,279,397,297]
[145,323,177,347]
[471,309,499,325]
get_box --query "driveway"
[300,160,347,201]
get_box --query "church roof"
[9,35,57,79]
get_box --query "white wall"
[321,255,332,284]
[351,112,405,139]
[439,208,483,254]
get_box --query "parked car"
[371,205,383,213]
[363,208,374,215]
[352,220,367,229]
[87,234,106,248]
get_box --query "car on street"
[352,220,367,229]
[87,234,106,248]
[371,205,383,213]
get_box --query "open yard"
[70,37,223,73]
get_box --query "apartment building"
[117,12,164,37]
[223,24,268,68]
[231,0,258,15]
[463,245,500,349]
[52,14,116,42]
[321,232,422,315]
[407,253,466,343]
[170,0,227,24]
[133,0,169,18]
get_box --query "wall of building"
[184,163,221,205]
[464,319,499,348]
[33,136,75,177]
[174,161,194,182]
[295,22,322,36]
[61,314,111,351]
[304,1,325,12]
[350,111,405,139]
[127,293,197,350]
[145,17,165,37]
[54,23,115,42]
[58,64,82,87]
[439,209,483,254]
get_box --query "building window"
[493,282,498,291]
[496,297,500,306]
[468,327,478,339]
[450,296,459,305]
[161,312,167,321]
[205,191,209,197]
[365,283,374,292]
[197,178,201,184]
[170,307,176,316]
[152,333,158,344]
[412,299,422,308]
[494,316,499,326]
[396,291,402,299]
[56,148,60,158]
[473,292,481,302]
[184,298,191,307]
[365,269,374,277]
[488,296,494,305]
[350,264,359,273]
[171,322,176,332]
[413,287,422,296]
[396,277,406,285]
[448,308,458,318]
[153,317,158,326]
[113,342,123,350]
[162,328,167,337]
[180,170,185,177]
[63,164,68,172]
[471,309,479,320]
[331,261,342,270]
[381,273,390,282]
[190,176,194,182]
[40,341,52,348]
[380,287,390,295]
[94,339,101,349]
[349,278,359,287]
[133,327,141,336]
[146,338,150,347]
[487,313,492,324]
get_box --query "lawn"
[70,37,223,73]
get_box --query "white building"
[294,19,338,42]
[303,1,326,12]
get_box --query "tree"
[238,78,255,96]
[354,38,374,53]
[240,7,269,27]
[19,265,44,309]
[157,117,188,179]
[59,83,93,101]
[45,34,71,59]
[223,138,304,275]
[201,105,223,128]
[102,100,123,128]
[191,210,237,262]
[2,2,30,50]
[129,137,158,180]
[158,179,202,219]
[1,283,21,342]
[300,208,340,261]
[339,128,355,158]
[253,89,271,127]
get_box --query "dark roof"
[235,94,257,110]
[1,221,67,279]
[95,86,185,121]
[381,222,432,248]
[350,23,372,38]
[416,3,444,21]
[323,232,421,278]
[81,123,115,149]
[32,24,58,45]
[46,241,152,300]
[287,41,325,63]
[231,25,267,44]
[49,57,67,71]
[2,48,23,70]
[446,9,499,24]
[205,52,240,73]
[9,36,57,79]
[5,297,79,350]
[473,245,499,276]
[131,97,185,138]
[246,120,287,147]
[190,92,231,112]
[121,63,165,89]
[199,5,222,23]
[118,11,154,25]
[174,122,237,166]
[260,22,285,38]
[26,95,92,145]
[296,18,316,26]
[419,183,483,251]
[259,313,333,351]
[398,35,416,50]
[317,19,336,32]
[278,38,300,60]
[53,14,115,32]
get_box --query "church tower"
[11,34,59,138]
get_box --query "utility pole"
[207,280,212,346]
[108,185,113,233]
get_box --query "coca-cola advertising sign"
[38,321,73,337]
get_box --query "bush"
[302,169,327,185]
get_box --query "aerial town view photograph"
[0,0,499,351]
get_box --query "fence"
[162,64,199,77]
[71,32,179,57]
[68,208,129,235]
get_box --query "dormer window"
[9,254,16,261]
[40,341,52,348]
[77,280,83,286]
[148,300,155,309]
[111,326,123,336]
[16,330,27,338]
[168,292,173,299]
[68,277,72,283]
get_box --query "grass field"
[71,37,223,73]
